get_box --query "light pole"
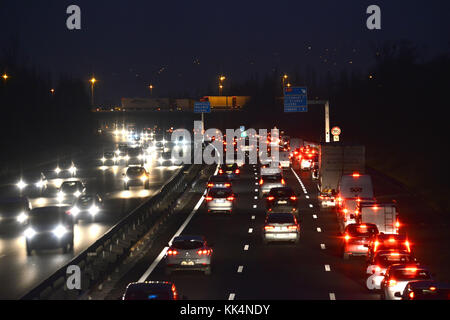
[90,77,97,106]
[219,75,226,96]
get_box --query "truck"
[357,202,399,235]
[318,144,365,208]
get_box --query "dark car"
[218,163,240,179]
[401,280,450,300]
[265,187,298,212]
[342,223,379,259]
[122,281,179,300]
[123,166,150,190]
[207,175,232,190]
[0,197,31,227]
[24,206,74,255]
[69,194,103,223]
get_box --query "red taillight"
[409,291,415,299]
[352,172,360,178]
[219,169,223,174]
[235,169,240,174]
[344,234,351,241]
[264,225,275,231]
[207,183,214,187]
[395,220,400,228]
[224,183,231,187]
[197,249,211,256]
[290,196,297,201]
[281,178,286,185]
[405,240,411,252]
[287,225,298,230]
[205,196,213,201]
[226,196,235,201]
[388,279,397,287]
[259,178,264,185]
[374,240,379,252]
[267,196,275,201]
[167,249,178,256]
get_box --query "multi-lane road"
[101,159,449,300]
[0,133,182,299]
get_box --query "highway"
[100,157,448,300]
[0,131,182,299]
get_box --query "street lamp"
[90,77,97,106]
[286,82,291,88]
[282,74,288,89]
[219,75,226,96]
[2,74,8,81]
[50,88,55,95]
[149,84,154,96]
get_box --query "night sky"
[1,1,449,104]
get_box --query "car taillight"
[290,196,297,201]
[281,178,286,185]
[374,266,381,273]
[409,291,414,299]
[388,279,397,287]
[259,178,264,185]
[287,225,298,230]
[267,196,275,201]
[405,240,411,252]
[352,172,360,178]
[264,225,275,231]
[374,240,379,252]
[344,234,351,241]
[197,249,211,256]
[207,183,213,187]
[343,208,348,214]
[235,169,240,174]
[167,249,178,256]
[396,220,400,228]
[219,169,223,174]
[226,196,235,201]
[205,196,213,201]
[224,183,231,187]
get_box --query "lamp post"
[90,77,97,106]
[282,74,288,89]
[219,75,226,96]
[149,84,153,96]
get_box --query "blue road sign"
[284,87,308,112]
[194,101,211,113]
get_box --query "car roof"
[173,235,204,242]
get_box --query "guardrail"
[21,163,205,300]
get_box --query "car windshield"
[127,167,144,176]
[392,269,431,281]
[59,161,73,168]
[29,209,67,226]
[269,188,294,197]
[172,239,203,250]
[78,196,93,205]
[211,176,229,182]
[346,224,378,237]
[375,254,415,268]
[267,214,295,224]
[209,189,232,198]
[264,175,282,182]
[61,182,81,193]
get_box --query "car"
[58,180,86,202]
[122,281,179,300]
[259,173,286,198]
[55,160,77,177]
[318,191,336,208]
[0,197,31,227]
[279,151,291,170]
[207,175,232,190]
[101,151,117,166]
[218,163,240,179]
[205,188,235,213]
[263,212,300,244]
[367,233,412,262]
[311,163,319,180]
[401,280,450,300]
[123,166,150,190]
[366,250,418,291]
[265,187,298,213]
[342,223,379,260]
[116,144,129,160]
[165,235,213,275]
[381,264,433,300]
[158,151,175,166]
[16,172,48,196]
[69,194,104,223]
[24,206,74,255]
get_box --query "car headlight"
[101,157,106,162]
[55,167,61,174]
[24,227,36,238]
[17,212,29,223]
[124,176,130,183]
[138,155,143,160]
[140,175,147,182]
[57,191,64,198]
[70,206,80,217]
[35,180,45,188]
[52,225,68,238]
[158,158,164,164]
[69,166,77,173]
[17,180,27,190]
[89,205,99,216]
[124,155,130,161]
[74,191,81,197]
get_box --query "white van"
[337,173,374,233]
[279,151,291,170]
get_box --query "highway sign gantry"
[194,101,211,113]
[284,87,308,112]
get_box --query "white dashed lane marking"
[325,265,331,272]
[329,293,336,300]
[317,227,322,232]
[228,293,236,300]
[248,228,253,233]
[237,266,244,273]
[253,205,257,208]
[309,204,313,208]
[244,245,249,251]
[320,243,326,250]
[313,214,318,219]
[251,215,255,220]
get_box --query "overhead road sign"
[284,87,307,112]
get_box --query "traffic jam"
[123,131,449,300]
[0,125,182,256]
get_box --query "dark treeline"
[0,45,94,168]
